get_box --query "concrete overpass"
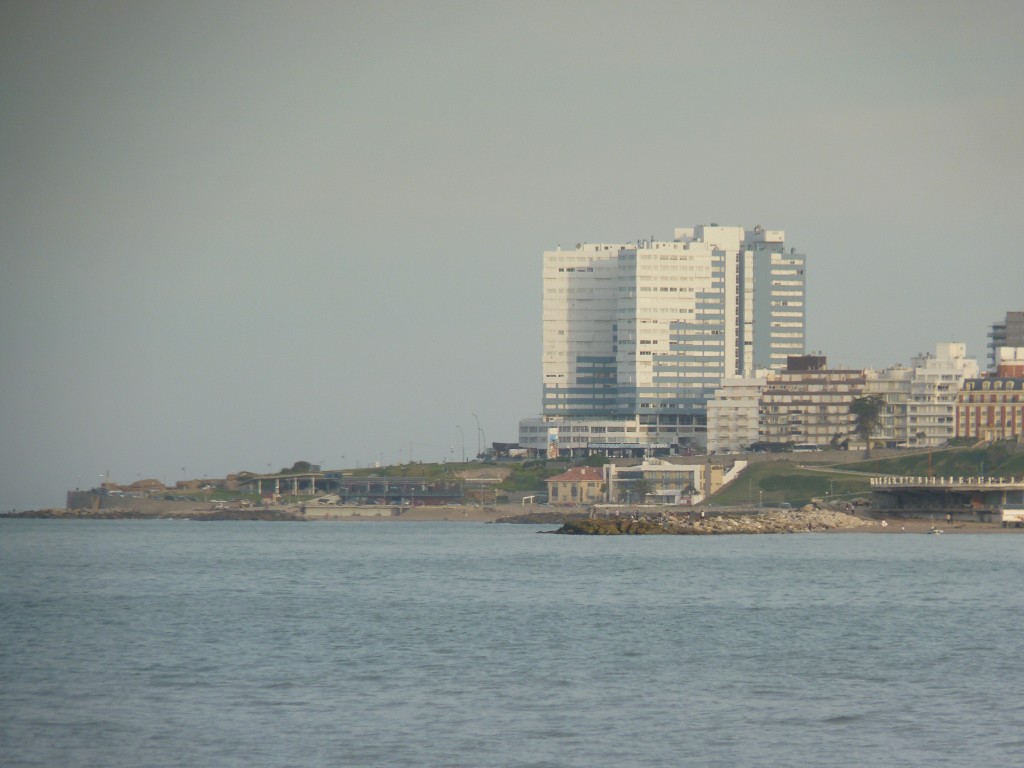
[870,475,1024,521]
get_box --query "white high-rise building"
[520,224,806,456]
[868,342,980,447]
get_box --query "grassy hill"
[709,461,871,508]
[839,444,1024,478]
[342,459,568,493]
[710,442,1024,508]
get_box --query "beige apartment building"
[758,356,866,449]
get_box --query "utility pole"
[472,413,481,459]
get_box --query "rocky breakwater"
[552,507,873,535]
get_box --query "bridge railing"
[870,476,1022,488]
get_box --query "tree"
[850,396,885,458]
[630,478,653,504]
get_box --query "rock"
[554,519,671,535]
[550,508,871,535]
[495,511,591,525]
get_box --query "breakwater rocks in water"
[496,511,591,525]
[191,508,303,521]
[552,508,872,535]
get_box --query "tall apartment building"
[987,311,1024,371]
[867,343,979,448]
[758,356,867,448]
[520,224,806,456]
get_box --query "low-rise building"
[546,466,605,506]
[602,457,747,505]
[519,416,670,459]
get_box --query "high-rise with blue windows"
[519,224,806,456]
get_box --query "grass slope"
[711,442,1024,508]
[710,461,870,508]
[840,446,1024,478]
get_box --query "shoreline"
[7,505,1023,534]
[825,517,1019,535]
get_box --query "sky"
[2,1,1023,510]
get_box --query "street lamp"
[472,413,481,459]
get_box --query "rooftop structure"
[996,347,1024,378]
[987,311,1024,372]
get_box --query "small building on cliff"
[546,467,605,506]
[602,457,748,505]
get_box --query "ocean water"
[2,520,1024,768]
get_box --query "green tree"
[631,478,653,504]
[850,395,885,458]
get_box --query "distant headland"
[7,443,1024,534]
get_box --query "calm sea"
[2,519,1023,768]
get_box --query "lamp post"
[472,413,481,459]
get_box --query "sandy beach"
[826,516,1021,535]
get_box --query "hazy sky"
[2,1,1023,510]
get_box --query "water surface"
[2,520,1023,767]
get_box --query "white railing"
[870,476,1023,488]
